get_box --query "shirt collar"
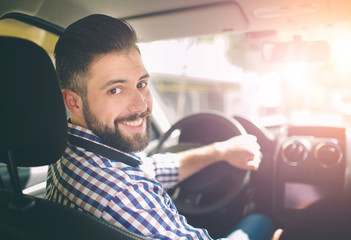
[67,121,103,144]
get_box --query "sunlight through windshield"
[139,22,351,128]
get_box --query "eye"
[109,87,122,95]
[137,82,148,89]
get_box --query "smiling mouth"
[121,118,143,127]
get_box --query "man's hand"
[214,134,262,171]
[272,229,284,240]
[178,134,262,182]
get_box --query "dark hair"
[54,14,138,96]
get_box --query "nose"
[127,89,148,113]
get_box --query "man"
[46,14,272,239]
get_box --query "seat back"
[0,37,67,167]
[0,37,150,240]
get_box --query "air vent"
[281,139,308,166]
[314,142,343,168]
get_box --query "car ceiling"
[1,0,351,42]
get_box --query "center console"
[273,125,351,226]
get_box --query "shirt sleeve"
[140,152,180,190]
[101,176,214,240]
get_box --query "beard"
[82,100,151,153]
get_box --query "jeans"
[226,214,274,240]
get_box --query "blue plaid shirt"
[46,122,213,239]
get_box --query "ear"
[62,89,84,117]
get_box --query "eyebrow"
[100,79,125,90]
[100,73,150,90]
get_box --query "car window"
[139,21,351,129]
[0,18,58,59]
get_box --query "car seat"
[0,36,151,240]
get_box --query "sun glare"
[332,36,351,75]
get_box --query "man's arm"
[176,134,262,182]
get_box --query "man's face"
[82,48,153,152]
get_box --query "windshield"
[140,21,351,128]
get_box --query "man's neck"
[70,115,88,129]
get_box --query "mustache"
[114,109,151,125]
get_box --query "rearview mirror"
[262,38,330,62]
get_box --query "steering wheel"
[151,112,251,215]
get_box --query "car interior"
[1,0,351,239]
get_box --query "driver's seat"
[0,36,150,240]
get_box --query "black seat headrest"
[0,37,67,167]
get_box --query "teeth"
[122,118,143,127]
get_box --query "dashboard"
[272,125,351,226]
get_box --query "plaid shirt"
[46,122,213,239]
